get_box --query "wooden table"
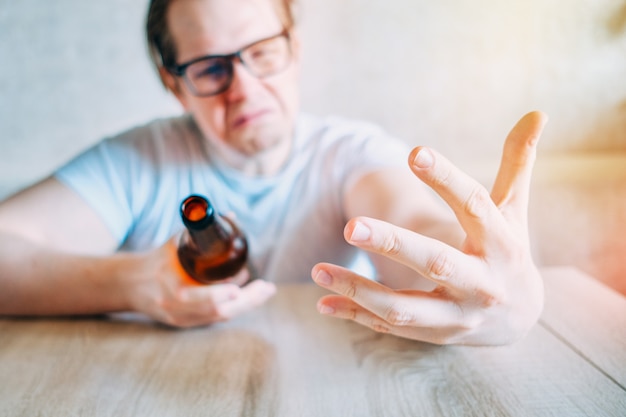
[1,267,624,416]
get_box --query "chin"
[241,137,280,156]
[238,127,288,155]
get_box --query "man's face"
[166,0,300,161]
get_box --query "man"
[0,0,546,345]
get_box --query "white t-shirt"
[55,113,410,283]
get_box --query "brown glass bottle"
[177,195,248,285]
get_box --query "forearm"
[0,232,137,316]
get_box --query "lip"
[231,109,271,129]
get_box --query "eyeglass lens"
[184,34,290,96]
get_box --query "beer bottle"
[177,195,248,284]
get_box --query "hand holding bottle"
[122,237,276,327]
[123,195,275,327]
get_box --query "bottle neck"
[187,215,232,254]
[181,195,216,230]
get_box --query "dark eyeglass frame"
[166,29,292,97]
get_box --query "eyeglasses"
[167,30,292,97]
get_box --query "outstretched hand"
[312,111,548,345]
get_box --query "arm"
[0,177,275,326]
[311,111,547,345]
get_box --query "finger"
[316,294,471,345]
[162,272,248,324]
[162,233,205,287]
[178,282,241,304]
[214,280,276,320]
[491,111,548,220]
[408,146,507,248]
[312,262,492,319]
[176,280,275,325]
[317,291,471,328]
[156,284,242,327]
[342,218,488,292]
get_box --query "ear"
[158,66,191,110]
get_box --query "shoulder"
[295,112,409,163]
[94,114,205,164]
[296,112,390,144]
[56,113,204,190]
[104,114,197,148]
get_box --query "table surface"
[1,266,624,417]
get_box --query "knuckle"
[380,231,402,255]
[383,302,415,326]
[480,289,506,308]
[426,251,456,281]
[371,321,391,334]
[431,164,454,189]
[462,185,491,218]
[341,306,357,320]
[480,294,499,308]
[343,280,358,298]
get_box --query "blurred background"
[1,0,625,293]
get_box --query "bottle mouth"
[180,195,215,230]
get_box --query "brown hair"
[146,0,296,73]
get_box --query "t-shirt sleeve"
[53,135,139,244]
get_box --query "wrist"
[112,251,155,314]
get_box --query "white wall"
[297,0,626,160]
[0,0,181,198]
[2,0,626,198]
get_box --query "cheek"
[269,73,300,118]
[192,100,227,139]
[209,105,227,135]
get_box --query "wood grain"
[540,266,626,388]
[0,268,625,416]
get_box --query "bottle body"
[177,195,248,285]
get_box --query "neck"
[209,135,293,177]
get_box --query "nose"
[223,60,262,102]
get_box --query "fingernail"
[413,148,434,168]
[349,221,371,242]
[318,304,335,315]
[314,270,333,286]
